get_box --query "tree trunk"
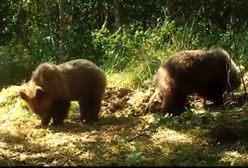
[113,0,122,28]
[17,7,29,48]
[58,0,66,63]
[44,0,56,56]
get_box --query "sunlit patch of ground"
[152,128,193,144]
[220,150,248,166]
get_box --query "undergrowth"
[2,20,248,89]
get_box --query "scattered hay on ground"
[1,74,248,166]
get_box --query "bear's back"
[59,59,96,69]
[58,59,107,100]
[161,49,227,83]
[59,59,106,83]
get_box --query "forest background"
[2,1,248,166]
[1,0,248,88]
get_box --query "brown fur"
[20,59,107,127]
[155,48,243,116]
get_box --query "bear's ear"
[19,90,29,101]
[35,86,45,100]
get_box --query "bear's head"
[226,57,245,92]
[19,81,52,118]
[211,48,245,92]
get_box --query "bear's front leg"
[35,115,51,128]
[51,100,70,126]
[161,91,187,116]
[202,89,225,106]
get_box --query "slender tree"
[58,0,66,62]
[113,0,122,28]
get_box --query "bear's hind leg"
[51,100,71,126]
[79,96,102,124]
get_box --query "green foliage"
[0,46,36,86]
[180,108,194,120]
[92,20,177,88]
[125,151,143,166]
[147,113,173,126]
[1,1,248,88]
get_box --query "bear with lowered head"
[155,48,244,116]
[20,59,107,127]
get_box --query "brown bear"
[19,59,107,127]
[155,48,244,116]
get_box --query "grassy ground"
[1,74,248,166]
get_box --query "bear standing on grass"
[19,59,107,127]
[155,48,243,116]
